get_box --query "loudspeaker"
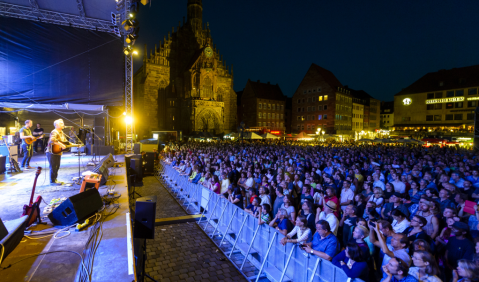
[94,117,105,146]
[48,189,103,226]
[133,196,157,239]
[143,152,155,175]
[86,145,114,156]
[0,217,8,241]
[130,157,143,186]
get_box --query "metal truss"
[0,2,114,33]
[123,0,135,153]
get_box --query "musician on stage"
[46,119,67,185]
[32,123,44,153]
[19,119,34,169]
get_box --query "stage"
[0,152,135,282]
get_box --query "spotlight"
[122,19,138,31]
[125,28,140,44]
[123,46,138,56]
[124,116,133,124]
[129,2,139,18]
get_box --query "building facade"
[380,101,394,130]
[352,102,364,132]
[133,0,236,137]
[291,64,353,136]
[393,65,479,137]
[240,80,286,133]
[348,88,381,137]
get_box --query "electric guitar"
[25,135,44,145]
[51,141,82,154]
[22,167,42,227]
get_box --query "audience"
[162,140,479,282]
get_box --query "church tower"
[133,0,237,138]
[187,0,202,33]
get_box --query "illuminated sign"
[403,98,412,105]
[425,97,464,104]
[467,97,479,101]
[270,131,281,134]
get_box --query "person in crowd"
[415,198,440,239]
[303,220,340,261]
[385,183,396,202]
[280,215,311,245]
[402,215,430,247]
[351,225,372,261]
[382,193,408,221]
[245,197,261,216]
[382,257,418,282]
[220,172,230,194]
[280,195,296,222]
[317,200,339,236]
[408,251,442,282]
[299,200,316,233]
[269,208,293,236]
[228,184,244,210]
[340,204,359,246]
[412,239,431,254]
[391,210,411,233]
[273,186,285,217]
[340,180,355,211]
[438,189,456,214]
[445,221,475,272]
[209,175,221,194]
[258,186,271,206]
[332,242,369,281]
[452,259,479,282]
[258,203,271,225]
[371,188,385,213]
[353,194,367,218]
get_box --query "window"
[272,113,275,119]
[297,125,301,130]
[258,122,261,126]
[258,103,262,109]
[280,105,284,111]
[307,98,311,103]
[435,92,443,98]
[306,115,310,121]
[303,90,306,94]
[323,114,327,119]
[172,115,175,120]
[467,113,474,120]
[312,89,316,93]
[272,104,276,110]
[268,113,271,119]
[280,114,283,119]
[445,114,453,120]
[318,88,321,92]
[297,108,301,112]
[268,104,271,110]
[435,104,442,109]
[468,88,478,95]
[312,106,316,111]
[308,89,311,93]
[303,107,305,112]
[297,116,301,121]
[456,90,464,96]
[427,105,434,110]
[318,115,322,120]
[301,116,305,121]
[446,91,454,97]
[446,103,454,109]
[307,106,311,112]
[468,101,477,107]
[402,117,411,121]
[454,114,463,120]
[427,93,434,99]
[455,102,463,108]
[301,124,304,130]
[318,96,323,101]
[324,95,328,100]
[434,115,441,121]
[307,124,310,130]
[297,99,301,103]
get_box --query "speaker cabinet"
[143,152,155,175]
[133,196,157,239]
[48,189,103,226]
[94,116,105,146]
[130,157,143,186]
[0,217,8,241]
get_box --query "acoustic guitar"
[52,141,82,154]
[22,167,42,227]
[24,135,44,145]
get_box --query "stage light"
[123,19,138,31]
[125,31,139,45]
[133,50,138,55]
[125,116,133,124]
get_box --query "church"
[133,0,237,138]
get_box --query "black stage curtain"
[0,17,124,106]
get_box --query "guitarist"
[32,123,44,153]
[19,119,34,169]
[46,119,67,185]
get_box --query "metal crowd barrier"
[156,162,365,282]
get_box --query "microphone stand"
[63,128,84,185]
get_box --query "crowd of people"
[163,141,479,282]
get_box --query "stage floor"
[0,152,135,282]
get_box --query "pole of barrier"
[279,244,296,282]
[240,223,260,270]
[219,208,238,246]
[254,232,278,282]
[309,257,321,282]
[210,199,228,237]
[202,195,220,231]
[229,215,248,258]
[186,184,199,211]
[197,189,212,225]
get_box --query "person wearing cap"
[316,201,339,236]
[445,221,475,275]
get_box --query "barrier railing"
[156,162,365,282]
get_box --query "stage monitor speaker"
[133,196,157,239]
[48,189,103,226]
[143,152,155,175]
[130,157,143,186]
[0,217,8,241]
[92,153,113,186]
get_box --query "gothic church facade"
[133,0,237,137]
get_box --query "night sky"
[133,0,479,101]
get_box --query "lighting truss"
[124,0,134,153]
[0,2,114,33]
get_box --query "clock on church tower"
[204,46,213,58]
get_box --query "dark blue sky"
[133,0,479,101]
